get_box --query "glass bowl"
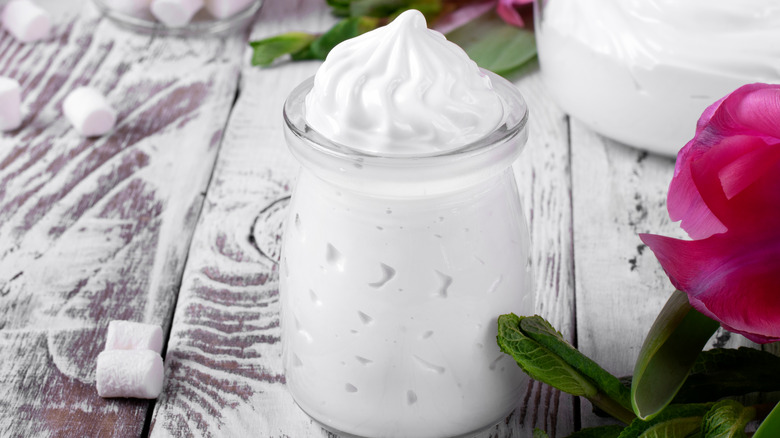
[92,0,262,36]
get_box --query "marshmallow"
[150,0,204,27]
[2,0,51,43]
[105,320,164,354]
[62,87,116,137]
[204,0,254,19]
[104,0,153,18]
[96,350,164,399]
[0,77,21,131]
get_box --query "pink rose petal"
[640,233,780,343]
[646,83,780,344]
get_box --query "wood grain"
[570,124,676,429]
[8,0,765,436]
[149,1,333,436]
[511,70,576,438]
[0,0,245,435]
[151,1,578,436]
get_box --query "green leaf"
[446,11,536,76]
[621,348,780,405]
[533,428,550,438]
[305,16,382,60]
[519,316,633,413]
[348,0,441,18]
[497,314,598,397]
[754,402,780,438]
[618,404,712,438]
[674,347,780,404]
[249,32,317,67]
[326,0,353,16]
[497,314,635,424]
[700,400,754,438]
[567,425,624,438]
[631,290,720,420]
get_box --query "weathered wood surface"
[1,0,770,437]
[0,0,245,435]
[150,0,578,436]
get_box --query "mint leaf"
[446,11,536,76]
[674,348,780,403]
[304,16,382,60]
[533,428,550,438]
[326,0,353,16]
[249,33,317,67]
[497,314,598,397]
[497,314,635,424]
[349,0,441,18]
[621,348,780,405]
[700,400,754,438]
[567,425,624,438]
[618,404,712,438]
[249,16,381,66]
[519,316,633,412]
[631,290,720,420]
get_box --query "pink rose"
[640,83,780,344]
[496,0,533,27]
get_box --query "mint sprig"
[498,314,779,437]
[497,314,635,424]
[700,400,755,438]
[249,16,381,66]
[619,404,712,438]
[249,33,317,67]
[674,347,780,404]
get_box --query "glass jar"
[280,72,534,438]
[534,0,780,156]
[92,0,262,36]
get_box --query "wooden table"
[0,1,763,436]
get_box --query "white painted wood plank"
[152,2,577,436]
[149,1,335,436]
[0,0,245,435]
[512,70,577,438]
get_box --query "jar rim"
[283,70,529,165]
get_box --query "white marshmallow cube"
[105,320,164,354]
[96,350,164,399]
[62,87,117,137]
[150,0,204,27]
[0,77,21,131]
[205,0,253,19]
[2,0,51,43]
[105,0,153,18]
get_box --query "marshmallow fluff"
[96,350,164,399]
[150,0,204,27]
[536,0,780,155]
[0,77,22,131]
[281,10,533,438]
[2,0,51,43]
[305,10,503,155]
[63,87,117,137]
[105,320,163,354]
